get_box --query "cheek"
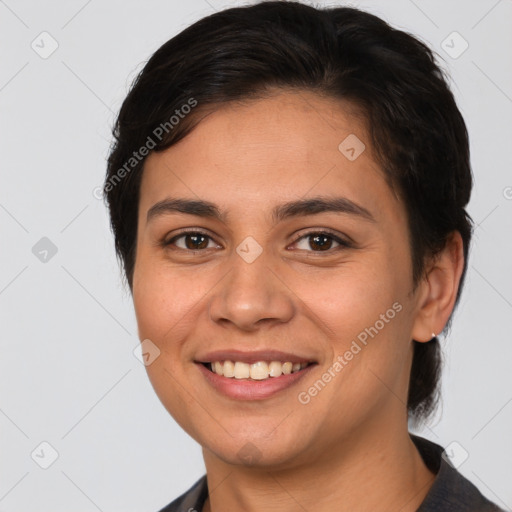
[132,251,205,344]
[298,261,400,338]
[132,259,208,436]
[294,254,411,392]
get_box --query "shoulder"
[412,435,505,512]
[156,474,208,512]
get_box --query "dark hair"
[104,1,473,422]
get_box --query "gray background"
[0,0,511,510]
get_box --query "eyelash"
[163,228,352,254]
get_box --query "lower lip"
[195,363,316,400]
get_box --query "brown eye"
[166,231,217,251]
[291,231,350,253]
[308,233,335,251]
[183,233,209,250]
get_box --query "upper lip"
[195,349,317,365]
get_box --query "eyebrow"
[146,196,376,224]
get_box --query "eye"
[290,230,351,252]
[165,230,220,251]
[163,229,352,254]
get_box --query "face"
[132,90,425,469]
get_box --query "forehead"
[139,90,401,225]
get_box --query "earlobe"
[411,231,465,343]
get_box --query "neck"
[201,416,435,512]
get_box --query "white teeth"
[208,360,310,380]
[250,361,269,380]
[268,361,282,377]
[213,361,223,376]
[234,361,250,379]
[223,360,235,377]
[281,362,293,375]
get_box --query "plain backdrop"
[1,0,511,510]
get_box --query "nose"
[208,247,295,332]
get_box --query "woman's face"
[132,91,427,468]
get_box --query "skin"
[132,90,464,512]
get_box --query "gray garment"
[158,435,505,511]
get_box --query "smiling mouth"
[201,360,316,381]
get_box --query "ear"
[411,231,465,342]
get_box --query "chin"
[201,429,314,470]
